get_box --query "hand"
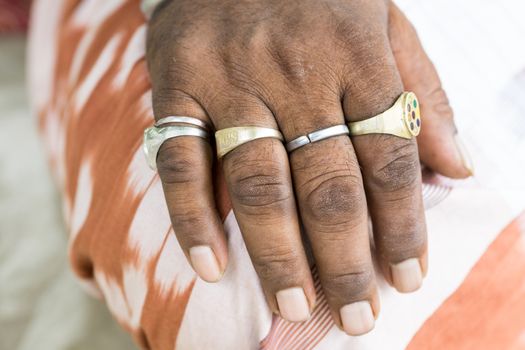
[145,0,472,335]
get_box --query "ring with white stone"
[155,116,209,130]
[286,124,350,152]
[143,118,209,171]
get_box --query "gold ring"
[348,92,421,139]
[215,126,284,159]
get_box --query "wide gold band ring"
[348,92,421,139]
[215,126,284,159]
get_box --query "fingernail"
[340,301,375,336]
[391,258,423,293]
[189,246,222,282]
[276,287,311,322]
[454,134,474,176]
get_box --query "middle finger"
[212,91,317,323]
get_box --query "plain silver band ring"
[155,116,209,130]
[286,124,350,152]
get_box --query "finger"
[276,88,379,335]
[152,89,228,283]
[214,92,316,322]
[388,2,473,178]
[291,136,379,336]
[342,41,427,293]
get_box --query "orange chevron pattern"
[30,0,521,349]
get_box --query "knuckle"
[303,173,365,225]
[427,86,454,121]
[229,163,292,210]
[169,207,207,233]
[157,143,198,185]
[322,267,374,301]
[377,227,427,262]
[369,139,420,192]
[252,246,301,284]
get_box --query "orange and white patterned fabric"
[28,0,525,349]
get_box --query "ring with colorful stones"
[347,92,421,140]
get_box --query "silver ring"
[286,124,350,152]
[155,116,209,130]
[143,125,208,171]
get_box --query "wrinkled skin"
[146,0,471,335]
